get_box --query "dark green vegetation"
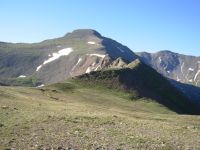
[77,59,200,115]
[0,76,39,87]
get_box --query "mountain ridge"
[137,50,200,86]
[137,50,200,104]
[0,29,137,85]
[0,29,200,106]
[75,58,200,114]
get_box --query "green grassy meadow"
[0,81,200,149]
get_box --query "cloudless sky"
[0,0,200,56]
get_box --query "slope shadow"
[101,37,137,62]
[78,65,200,115]
[115,68,200,115]
[170,79,200,106]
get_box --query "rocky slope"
[0,29,137,85]
[137,50,200,86]
[137,51,200,104]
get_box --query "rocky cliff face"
[137,50,200,87]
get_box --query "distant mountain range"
[137,51,200,104]
[137,51,200,86]
[0,29,199,107]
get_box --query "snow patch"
[71,58,82,71]
[158,57,162,62]
[75,58,82,66]
[188,79,193,82]
[194,70,200,81]
[37,84,44,88]
[167,71,170,73]
[87,54,106,58]
[18,75,26,78]
[181,62,184,74]
[188,68,194,71]
[164,66,167,70]
[36,65,42,72]
[57,45,62,48]
[86,67,92,73]
[88,41,96,45]
[36,48,73,71]
[177,76,181,82]
[95,65,101,71]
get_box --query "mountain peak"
[156,50,177,55]
[65,29,102,38]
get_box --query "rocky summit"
[0,29,137,85]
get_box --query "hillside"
[1,81,200,149]
[137,50,200,104]
[76,59,200,114]
[0,29,137,85]
[1,29,200,105]
[1,59,200,149]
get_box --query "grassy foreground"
[0,81,200,149]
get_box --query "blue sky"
[0,0,200,56]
